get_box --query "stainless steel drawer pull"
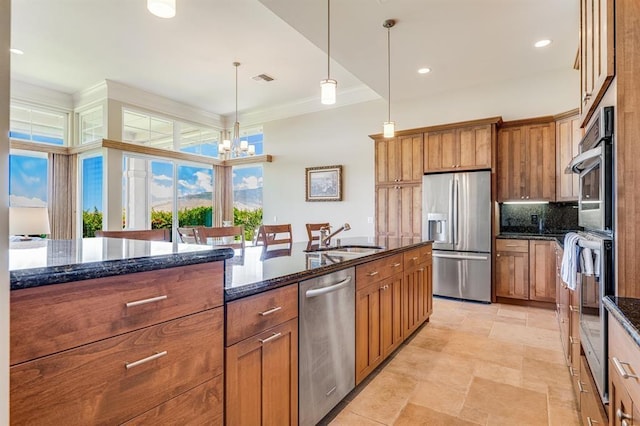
[411,256,418,261]
[418,268,425,272]
[617,408,632,421]
[587,417,598,426]
[392,263,402,267]
[259,332,282,344]
[368,271,379,276]
[259,306,282,316]
[569,305,579,312]
[125,295,168,308]
[326,386,337,397]
[613,357,639,379]
[577,380,586,393]
[504,244,521,247]
[569,336,577,344]
[125,351,167,369]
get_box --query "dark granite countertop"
[224,237,432,302]
[10,238,234,290]
[497,232,570,247]
[604,296,640,347]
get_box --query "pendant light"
[320,0,337,105]
[219,62,251,159]
[147,0,176,18]
[383,19,396,138]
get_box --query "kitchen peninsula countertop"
[224,237,432,301]
[9,237,234,291]
[604,296,640,347]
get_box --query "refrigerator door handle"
[433,253,490,261]
[452,178,459,246]
[447,179,454,244]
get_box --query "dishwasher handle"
[305,276,352,298]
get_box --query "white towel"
[581,247,594,276]
[561,232,581,290]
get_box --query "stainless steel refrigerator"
[422,171,492,302]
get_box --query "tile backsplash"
[499,202,579,234]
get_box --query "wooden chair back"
[95,229,171,241]
[305,223,330,242]
[257,224,293,247]
[195,226,245,249]
[177,227,199,244]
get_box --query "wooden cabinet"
[10,262,225,425]
[495,239,530,300]
[424,124,493,172]
[495,239,557,304]
[375,134,423,185]
[609,314,640,424]
[376,183,421,239]
[355,257,403,384]
[356,245,433,385]
[226,318,298,426]
[529,240,556,302]
[579,0,614,126]
[578,356,608,426]
[497,120,556,202]
[555,113,583,201]
[225,284,299,426]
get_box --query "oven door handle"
[567,146,602,174]
[305,276,352,298]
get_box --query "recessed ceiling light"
[534,39,552,48]
[418,67,431,74]
[10,48,24,55]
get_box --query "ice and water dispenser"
[426,213,448,243]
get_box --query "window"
[9,151,49,207]
[10,104,67,146]
[122,109,221,157]
[78,106,104,144]
[81,155,104,237]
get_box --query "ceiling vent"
[252,73,275,83]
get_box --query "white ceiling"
[10,0,578,121]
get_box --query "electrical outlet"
[531,214,538,225]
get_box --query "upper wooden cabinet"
[579,0,614,127]
[424,124,493,172]
[497,119,556,202]
[375,134,423,185]
[555,112,583,201]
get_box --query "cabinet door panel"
[527,123,556,201]
[381,274,403,357]
[497,127,527,201]
[459,126,491,169]
[399,184,422,238]
[399,134,424,182]
[356,284,382,384]
[556,116,582,201]
[495,251,529,299]
[425,130,456,171]
[529,241,557,302]
[375,139,392,184]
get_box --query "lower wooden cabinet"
[226,318,298,426]
[10,309,224,425]
[609,358,640,426]
[355,272,403,384]
[402,254,433,338]
[578,357,608,426]
[495,239,556,304]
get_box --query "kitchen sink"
[304,245,383,254]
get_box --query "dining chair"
[257,224,293,247]
[305,223,330,243]
[177,227,199,244]
[95,229,171,241]
[195,226,245,249]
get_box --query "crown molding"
[10,80,74,111]
[72,81,108,111]
[239,84,380,126]
[104,79,224,128]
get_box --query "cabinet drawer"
[11,262,224,365]
[403,245,433,270]
[609,316,640,404]
[123,375,223,425]
[226,284,298,346]
[356,254,403,290]
[10,308,224,425]
[496,239,529,253]
[579,356,607,426]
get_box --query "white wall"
[1,0,10,420]
[262,69,579,242]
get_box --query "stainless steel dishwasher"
[299,267,355,426]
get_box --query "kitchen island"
[9,238,233,425]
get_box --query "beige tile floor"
[330,298,580,426]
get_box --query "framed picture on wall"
[305,165,342,202]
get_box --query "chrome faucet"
[321,223,351,246]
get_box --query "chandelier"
[219,62,255,159]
